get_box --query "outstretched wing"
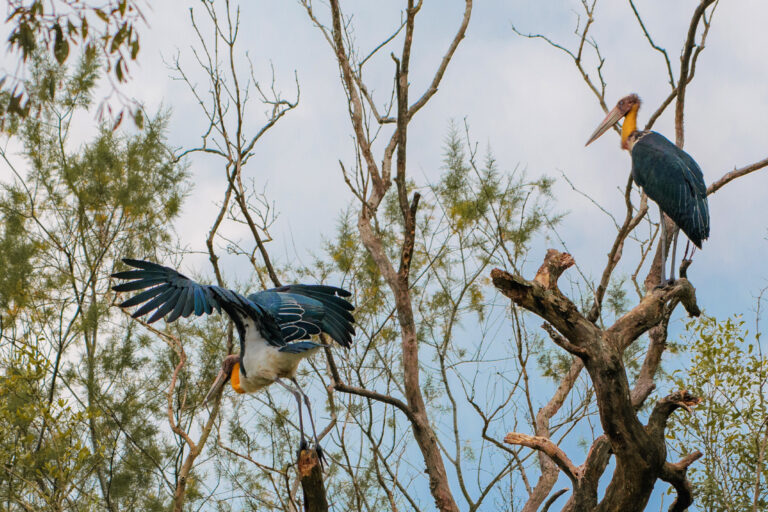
[248,284,355,348]
[112,259,284,347]
[631,132,710,248]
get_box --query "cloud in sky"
[154,2,763,316]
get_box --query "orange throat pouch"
[231,362,245,394]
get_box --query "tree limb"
[490,267,600,353]
[660,451,703,512]
[707,156,768,195]
[503,432,580,485]
[675,0,717,147]
[647,390,702,440]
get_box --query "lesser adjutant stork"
[112,258,355,454]
[586,94,710,285]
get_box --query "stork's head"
[203,354,245,405]
[585,94,641,150]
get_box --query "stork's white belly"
[238,319,321,393]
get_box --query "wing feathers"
[249,284,356,349]
[119,285,168,308]
[132,286,177,320]
[631,132,710,247]
[113,259,355,352]
[112,259,285,347]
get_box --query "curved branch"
[660,451,703,512]
[675,0,717,147]
[322,345,418,426]
[628,0,675,88]
[607,278,700,345]
[491,265,600,353]
[647,390,702,440]
[542,488,569,512]
[504,432,580,485]
[707,156,768,195]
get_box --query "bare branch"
[660,451,704,512]
[407,1,473,118]
[542,488,569,512]
[512,1,610,113]
[588,175,648,323]
[503,432,580,485]
[533,249,575,291]
[647,390,702,439]
[542,323,589,357]
[322,345,417,425]
[675,0,717,147]
[607,279,700,346]
[491,266,601,352]
[707,156,768,196]
[628,0,675,88]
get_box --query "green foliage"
[668,315,768,511]
[0,48,186,511]
[4,0,143,122]
[0,202,37,315]
[0,346,98,510]
[301,122,558,509]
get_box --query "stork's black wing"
[248,284,355,348]
[111,259,285,347]
[631,131,710,247]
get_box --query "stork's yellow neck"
[621,104,639,149]
[231,362,245,393]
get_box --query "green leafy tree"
[3,0,145,124]
[668,314,768,511]
[0,48,186,511]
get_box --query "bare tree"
[497,1,768,510]
[164,1,305,509]
[296,1,476,509]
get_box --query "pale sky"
[3,1,768,510]
[124,0,768,316]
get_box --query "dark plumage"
[249,284,355,348]
[112,258,355,453]
[586,93,710,284]
[112,258,355,350]
[630,131,709,248]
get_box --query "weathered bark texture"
[492,250,702,511]
[298,450,329,512]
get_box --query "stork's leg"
[669,229,679,282]
[290,378,320,447]
[659,208,667,287]
[290,378,325,466]
[276,378,307,449]
[292,381,316,439]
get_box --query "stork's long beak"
[585,105,624,146]
[203,366,230,406]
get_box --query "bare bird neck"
[621,104,639,150]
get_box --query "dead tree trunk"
[298,450,329,512]
[492,250,702,511]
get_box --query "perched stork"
[586,94,710,285]
[111,258,355,452]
